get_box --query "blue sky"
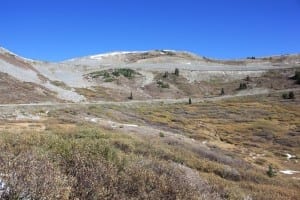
[0,0,299,61]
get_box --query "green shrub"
[115,68,136,78]
[128,92,133,100]
[289,91,295,99]
[157,80,170,88]
[88,71,106,78]
[267,165,276,177]
[292,71,300,84]
[282,93,288,99]
[163,71,169,78]
[175,68,179,76]
[103,71,110,78]
[221,88,225,95]
[246,75,251,81]
[239,83,247,90]
[112,70,120,77]
[282,92,295,99]
[87,68,137,80]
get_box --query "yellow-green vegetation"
[75,86,115,101]
[87,95,299,199]
[127,99,300,154]
[0,124,222,200]
[50,80,71,90]
[0,94,299,199]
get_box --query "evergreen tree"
[175,68,179,76]
[163,71,169,78]
[289,91,295,99]
[221,88,225,95]
[267,165,276,177]
[128,92,133,100]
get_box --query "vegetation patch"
[292,71,300,84]
[156,80,170,88]
[50,80,71,90]
[87,68,139,81]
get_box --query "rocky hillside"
[0,47,299,103]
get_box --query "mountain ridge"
[1,46,300,63]
[0,46,299,104]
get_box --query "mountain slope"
[0,47,300,200]
[0,47,299,103]
[0,47,85,103]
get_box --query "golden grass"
[0,94,299,199]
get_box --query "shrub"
[157,80,170,88]
[221,88,225,95]
[282,93,288,99]
[163,71,168,78]
[104,77,114,82]
[246,75,251,81]
[103,71,110,78]
[87,68,137,80]
[267,165,276,177]
[120,160,221,200]
[292,71,300,84]
[175,68,179,76]
[189,98,192,105]
[128,92,133,100]
[282,92,295,99]
[88,71,106,79]
[112,70,120,77]
[239,83,247,90]
[289,91,295,99]
[216,166,241,181]
[159,132,165,137]
[116,68,136,78]
[0,152,71,200]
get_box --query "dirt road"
[0,88,299,108]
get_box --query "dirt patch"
[0,53,38,73]
[0,72,60,104]
[0,122,46,132]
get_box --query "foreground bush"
[0,151,71,199]
[0,122,299,200]
[0,130,222,200]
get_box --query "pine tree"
[289,91,295,99]
[246,75,250,81]
[175,68,179,76]
[163,71,169,78]
[128,92,133,100]
[221,88,225,95]
[267,165,276,177]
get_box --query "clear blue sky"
[0,0,300,61]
